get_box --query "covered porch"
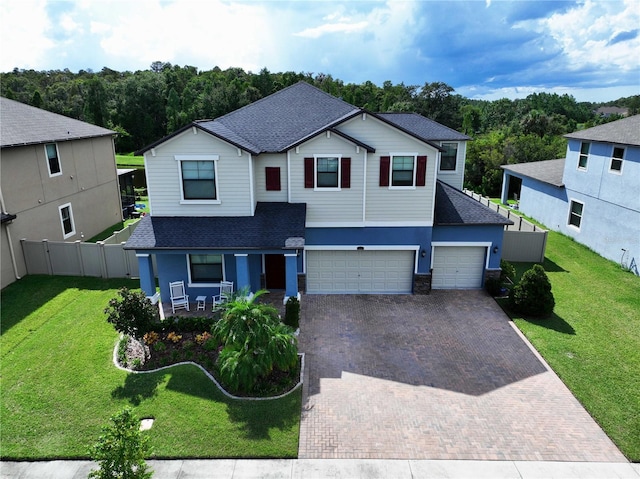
[124,202,306,307]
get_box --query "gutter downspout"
[0,186,21,280]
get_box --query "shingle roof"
[564,115,640,147]
[137,82,468,155]
[0,97,115,148]
[501,159,565,187]
[435,181,512,226]
[124,202,306,250]
[377,113,471,142]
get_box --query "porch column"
[234,254,251,293]
[136,254,156,298]
[284,253,299,299]
[500,171,510,204]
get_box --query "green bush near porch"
[501,232,640,461]
[0,276,300,460]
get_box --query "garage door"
[306,250,415,294]
[432,246,486,289]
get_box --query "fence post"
[122,242,131,278]
[74,240,85,277]
[42,239,53,275]
[97,241,108,278]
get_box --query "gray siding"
[254,154,288,203]
[436,141,467,190]
[145,129,253,216]
[337,115,437,225]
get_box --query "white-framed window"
[568,200,584,229]
[316,156,340,189]
[578,142,589,170]
[58,203,75,239]
[391,154,416,187]
[176,155,220,203]
[439,143,458,171]
[610,146,624,174]
[188,254,224,284]
[45,143,62,177]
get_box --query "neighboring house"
[0,97,121,289]
[126,82,510,302]
[595,106,629,118]
[500,115,640,274]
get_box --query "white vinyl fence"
[21,222,143,279]
[463,189,548,263]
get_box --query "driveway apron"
[297,291,626,461]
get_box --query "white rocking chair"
[169,281,189,313]
[212,281,234,308]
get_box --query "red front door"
[265,254,286,289]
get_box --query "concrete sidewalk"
[2,459,639,479]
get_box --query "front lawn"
[0,276,301,460]
[503,233,640,461]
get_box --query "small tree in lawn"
[104,287,158,340]
[88,407,152,479]
[509,264,555,317]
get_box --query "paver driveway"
[297,291,626,461]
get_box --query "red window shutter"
[265,167,281,191]
[416,156,427,186]
[341,157,351,188]
[304,158,314,188]
[379,156,390,186]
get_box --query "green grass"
[503,233,640,461]
[116,154,144,168]
[0,276,301,460]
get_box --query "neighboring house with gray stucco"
[500,115,640,274]
[0,97,122,289]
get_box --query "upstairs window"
[178,157,218,201]
[568,200,583,229]
[45,143,62,176]
[392,156,415,186]
[189,254,223,283]
[379,155,427,187]
[440,143,458,171]
[610,147,624,173]
[304,156,350,189]
[58,203,75,238]
[578,142,589,170]
[317,157,339,188]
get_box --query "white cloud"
[537,0,640,73]
[0,0,55,70]
[294,21,369,39]
[60,12,82,35]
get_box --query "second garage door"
[431,246,486,289]
[306,249,415,294]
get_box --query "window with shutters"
[304,156,351,190]
[380,154,427,188]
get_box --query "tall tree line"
[2,63,636,196]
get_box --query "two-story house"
[126,82,510,303]
[500,115,640,274]
[0,97,122,289]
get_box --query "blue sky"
[1,0,638,102]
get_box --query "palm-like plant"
[213,289,298,393]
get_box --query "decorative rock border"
[112,339,304,401]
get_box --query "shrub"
[203,337,218,351]
[500,259,516,283]
[117,336,129,367]
[104,288,158,340]
[88,407,152,479]
[195,331,212,345]
[284,296,300,329]
[153,341,166,352]
[214,289,298,393]
[509,264,555,317]
[166,332,182,343]
[142,331,159,346]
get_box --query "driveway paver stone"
[297,291,626,461]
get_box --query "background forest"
[2,62,638,197]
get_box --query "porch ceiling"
[124,202,306,250]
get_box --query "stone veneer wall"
[413,273,432,294]
[484,269,501,285]
[297,273,306,293]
